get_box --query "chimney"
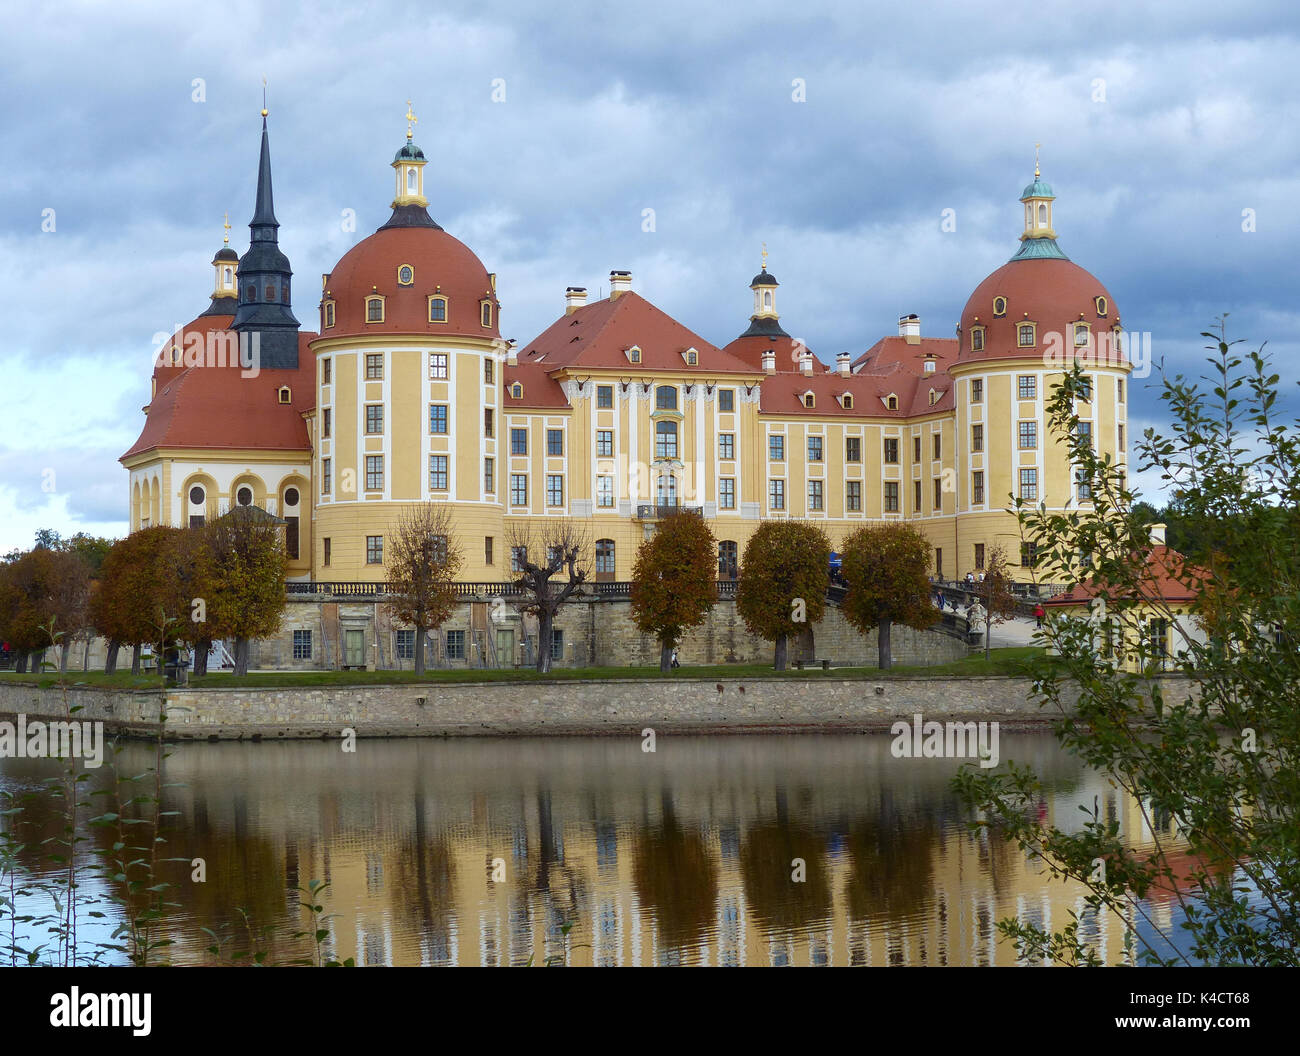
[565,286,587,315]
[761,348,776,374]
[506,340,518,367]
[1149,522,1166,545]
[899,313,921,344]
[836,352,851,377]
[609,270,632,300]
[800,351,814,376]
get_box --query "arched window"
[1038,203,1047,225]
[223,267,233,283]
[656,386,678,410]
[763,291,772,308]
[655,420,678,459]
[1074,322,1090,347]
[278,386,291,404]
[595,539,616,576]
[886,395,897,410]
[718,540,738,579]
[429,296,447,322]
[480,300,493,327]
[510,382,523,399]
[407,167,417,192]
[266,284,277,301]
[970,327,984,352]
[324,301,335,327]
[366,296,385,322]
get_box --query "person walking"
[1034,603,1045,629]
[671,647,680,669]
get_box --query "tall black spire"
[232,111,300,368]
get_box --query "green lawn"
[0,647,1044,690]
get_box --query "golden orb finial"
[1034,142,1041,179]
[761,241,768,270]
[405,100,418,140]
[261,77,269,118]
[223,211,231,244]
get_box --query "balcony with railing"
[634,504,702,521]
[287,578,739,601]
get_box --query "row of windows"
[322,296,493,329]
[982,294,1107,320]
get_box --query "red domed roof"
[319,225,500,340]
[958,257,1119,364]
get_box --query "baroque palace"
[120,107,1130,667]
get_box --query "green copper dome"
[1009,237,1069,262]
[1020,178,1054,200]
[394,140,426,162]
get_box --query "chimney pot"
[836,352,851,377]
[800,352,814,376]
[899,313,921,344]
[609,270,632,300]
[565,286,588,315]
[761,349,776,374]
[1149,522,1167,545]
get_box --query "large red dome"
[958,257,1118,364]
[319,225,500,340]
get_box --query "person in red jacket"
[1034,603,1045,629]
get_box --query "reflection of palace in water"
[140,736,1170,966]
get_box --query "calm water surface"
[0,733,1183,966]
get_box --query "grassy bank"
[0,648,1044,690]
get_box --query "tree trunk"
[104,639,120,675]
[82,636,91,671]
[193,639,210,677]
[15,651,27,673]
[878,617,893,671]
[985,619,991,661]
[773,634,788,671]
[660,640,672,674]
[536,608,553,674]
[131,643,141,675]
[59,643,70,674]
[414,623,427,676]
[234,637,250,677]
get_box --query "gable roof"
[1045,545,1211,607]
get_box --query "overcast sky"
[1,0,1297,551]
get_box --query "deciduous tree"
[974,544,1018,661]
[504,519,588,674]
[205,507,287,677]
[735,520,830,671]
[839,522,937,670]
[630,510,717,673]
[389,503,463,676]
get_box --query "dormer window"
[970,326,985,353]
[429,295,447,322]
[510,382,523,399]
[841,393,854,409]
[993,296,1007,317]
[278,386,292,404]
[1095,296,1108,316]
[1074,322,1091,347]
[803,392,815,409]
[626,345,642,364]
[366,296,385,323]
[1017,322,1036,347]
[683,348,698,366]
[397,264,414,286]
[886,394,898,411]
[323,301,336,328]
[480,300,493,328]
[928,388,939,406]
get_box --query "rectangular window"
[484,358,494,384]
[974,543,985,571]
[285,516,299,560]
[483,457,494,494]
[718,389,735,412]
[366,353,383,379]
[547,429,564,456]
[719,477,736,509]
[655,423,678,459]
[484,408,494,438]
[597,385,613,408]
[321,458,331,495]
[322,407,331,438]
[484,537,494,565]
[1018,375,1037,400]
[718,433,735,460]
[1078,376,1093,401]
[769,435,784,461]
[1076,421,1093,448]
[885,481,899,513]
[768,479,785,510]
[366,535,383,564]
[550,629,564,662]
[395,630,414,660]
[846,437,861,462]
[914,480,922,512]
[808,436,823,462]
[1019,468,1038,501]
[323,537,331,566]
[1021,541,1038,568]
[935,548,943,579]
[656,386,678,410]
[322,358,332,384]
[934,478,943,509]
[884,438,899,463]
[547,474,564,507]
[597,475,614,508]
[511,546,527,572]
[1076,468,1093,500]
[971,378,983,402]
[596,430,614,457]
[429,454,449,490]
[1117,379,1125,403]
[429,353,448,380]
[292,630,312,660]
[808,480,824,511]
[913,436,922,462]
[365,455,383,491]
[1019,421,1038,449]
[933,434,941,460]
[510,474,527,506]
[429,404,448,434]
[1118,424,1125,451]
[445,630,466,660]
[972,470,985,504]
[972,423,983,452]
[846,480,862,512]
[365,404,383,434]
[511,428,527,455]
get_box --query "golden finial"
[261,77,268,118]
[1034,142,1041,179]
[406,100,417,140]
[761,242,768,270]
[223,211,230,244]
